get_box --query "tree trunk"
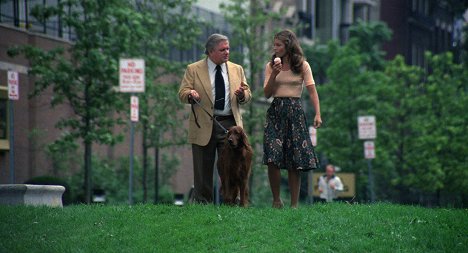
[154,143,160,204]
[84,74,92,204]
[84,140,92,204]
[142,124,148,203]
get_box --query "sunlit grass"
[0,203,466,252]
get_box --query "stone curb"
[0,184,65,207]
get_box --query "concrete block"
[0,184,65,207]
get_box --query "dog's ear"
[241,129,250,147]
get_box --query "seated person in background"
[318,164,343,202]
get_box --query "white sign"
[8,71,19,100]
[130,96,139,122]
[364,141,375,159]
[119,59,145,93]
[309,126,317,146]
[358,116,376,139]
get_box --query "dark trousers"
[191,116,236,203]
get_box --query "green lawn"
[0,203,466,252]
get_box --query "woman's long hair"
[270,30,304,74]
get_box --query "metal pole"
[9,100,15,184]
[129,114,135,205]
[310,0,315,39]
[367,159,375,203]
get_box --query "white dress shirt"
[207,58,231,116]
[318,175,344,202]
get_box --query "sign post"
[8,71,18,184]
[119,59,145,205]
[358,116,376,203]
[364,141,375,159]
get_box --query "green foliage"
[303,20,468,205]
[220,0,283,205]
[317,41,384,199]
[68,153,179,204]
[380,52,468,203]
[7,0,201,203]
[7,0,150,202]
[421,52,468,194]
[130,0,201,202]
[304,41,340,84]
[348,20,392,70]
[140,83,187,148]
[220,0,281,90]
[0,204,466,252]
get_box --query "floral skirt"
[263,97,319,171]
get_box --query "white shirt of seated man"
[318,164,344,202]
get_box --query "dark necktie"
[214,65,225,110]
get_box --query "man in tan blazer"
[178,34,252,203]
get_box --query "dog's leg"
[218,160,229,205]
[239,185,248,207]
[230,187,240,206]
[239,176,249,207]
[240,153,252,207]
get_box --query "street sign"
[130,96,139,122]
[364,141,375,159]
[358,116,376,139]
[119,59,145,93]
[8,71,19,100]
[309,126,317,146]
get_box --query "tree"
[380,55,425,202]
[307,21,393,201]
[348,20,392,70]
[8,0,148,203]
[220,0,282,137]
[305,19,467,206]
[414,52,467,204]
[219,0,282,204]
[382,52,468,206]
[133,0,201,203]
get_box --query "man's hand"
[188,90,200,104]
[234,82,247,101]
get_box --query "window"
[1,0,75,40]
[0,98,6,139]
[0,0,15,25]
[0,86,8,150]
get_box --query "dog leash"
[191,98,229,134]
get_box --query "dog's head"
[226,126,249,149]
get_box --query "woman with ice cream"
[263,29,322,208]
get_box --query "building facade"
[0,0,234,203]
[1,0,463,204]
[381,0,460,67]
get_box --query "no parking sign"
[364,141,375,159]
[8,71,19,100]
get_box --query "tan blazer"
[178,58,252,146]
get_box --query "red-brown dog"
[217,126,253,207]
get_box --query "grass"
[0,203,466,253]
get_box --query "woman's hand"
[272,61,282,75]
[313,114,322,129]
